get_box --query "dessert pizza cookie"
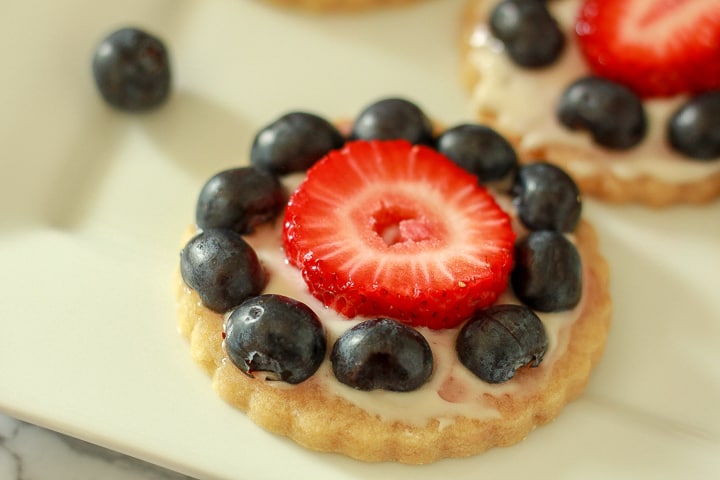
[460,0,720,206]
[175,98,611,463]
[258,0,423,11]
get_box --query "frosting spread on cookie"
[236,183,586,427]
[465,0,720,182]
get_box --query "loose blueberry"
[331,318,433,392]
[224,294,326,384]
[456,304,547,384]
[489,0,565,68]
[557,76,647,150]
[180,228,267,312]
[435,124,518,182]
[195,167,286,234]
[512,230,582,312]
[250,112,345,175]
[512,162,581,232]
[667,91,720,160]
[350,98,434,145]
[92,27,171,111]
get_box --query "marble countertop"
[0,413,195,480]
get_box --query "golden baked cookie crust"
[175,219,611,464]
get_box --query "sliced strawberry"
[576,0,720,98]
[282,140,515,330]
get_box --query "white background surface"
[1,0,719,479]
[0,414,193,479]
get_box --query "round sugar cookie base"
[175,219,611,464]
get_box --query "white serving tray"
[1,0,718,478]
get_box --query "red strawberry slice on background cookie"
[282,140,515,330]
[576,0,720,98]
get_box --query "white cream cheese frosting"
[233,188,587,427]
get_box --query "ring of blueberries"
[89,25,587,392]
[179,97,585,392]
[487,0,720,159]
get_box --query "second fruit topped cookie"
[461,0,720,206]
[176,98,611,463]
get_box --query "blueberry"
[92,27,171,111]
[195,167,286,234]
[224,294,326,384]
[435,124,518,182]
[456,304,547,383]
[557,76,647,150]
[331,318,433,392]
[512,162,581,232]
[350,98,434,145]
[489,0,565,68]
[512,230,582,312]
[667,91,720,160]
[250,112,345,175]
[180,228,267,312]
